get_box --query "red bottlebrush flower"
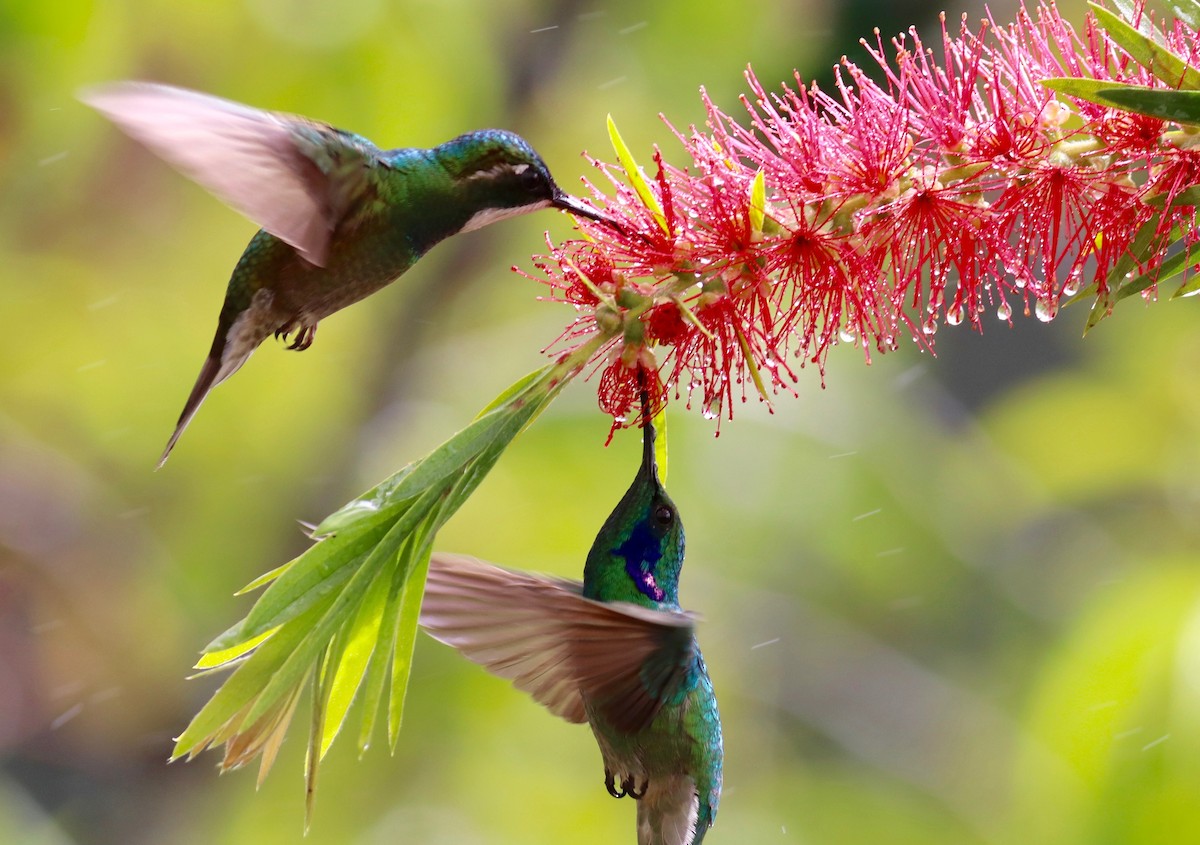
[530,0,1200,435]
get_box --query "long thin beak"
[551,190,613,227]
[641,415,658,481]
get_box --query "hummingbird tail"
[157,354,222,468]
[635,776,705,845]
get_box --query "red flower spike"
[525,1,1199,436]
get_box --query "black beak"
[641,417,657,479]
[551,189,614,227]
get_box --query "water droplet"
[1062,278,1081,296]
[996,300,1012,321]
[702,408,718,420]
[945,303,964,326]
[922,318,938,336]
[1034,298,1058,322]
[839,328,857,344]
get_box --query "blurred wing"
[421,553,696,733]
[80,81,379,266]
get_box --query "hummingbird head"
[583,422,685,610]
[434,129,610,233]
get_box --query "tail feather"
[636,776,704,845]
[157,354,222,468]
[157,342,257,468]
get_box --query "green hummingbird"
[80,82,609,467]
[420,423,723,845]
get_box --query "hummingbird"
[419,422,723,845]
[80,82,609,467]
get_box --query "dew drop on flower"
[1062,277,1082,296]
[997,300,1013,321]
[839,328,857,344]
[922,317,938,336]
[702,408,719,420]
[1034,298,1058,322]
[945,303,964,326]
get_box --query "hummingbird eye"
[515,163,545,193]
[653,505,674,527]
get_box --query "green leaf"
[475,365,548,417]
[607,114,668,233]
[236,559,295,595]
[1170,0,1200,30]
[388,546,431,750]
[1041,77,1200,124]
[1114,220,1190,302]
[1095,87,1200,124]
[207,522,389,652]
[1089,2,1200,89]
[748,169,766,237]
[317,546,397,759]
[1143,184,1200,208]
[356,534,422,755]
[172,596,333,760]
[195,628,276,671]
[1173,272,1200,298]
[653,404,668,486]
[175,333,606,790]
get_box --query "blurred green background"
[3,0,1200,843]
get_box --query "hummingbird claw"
[623,775,648,800]
[288,323,316,351]
[274,320,317,351]
[604,769,627,799]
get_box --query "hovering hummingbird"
[420,423,723,845]
[80,82,610,467]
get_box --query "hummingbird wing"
[79,82,379,267]
[421,553,697,733]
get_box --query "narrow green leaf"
[209,522,389,652]
[1096,87,1200,124]
[1143,184,1200,208]
[607,114,668,233]
[318,545,397,759]
[475,365,550,417]
[1173,272,1200,297]
[195,628,276,670]
[1120,239,1200,300]
[356,537,418,755]
[1041,77,1200,124]
[653,405,668,486]
[387,546,431,751]
[748,169,766,236]
[314,392,543,538]
[305,641,337,830]
[236,559,295,595]
[240,489,439,728]
[1090,2,1200,89]
[1171,0,1200,30]
[172,596,333,759]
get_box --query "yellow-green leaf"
[607,114,668,233]
[748,169,766,236]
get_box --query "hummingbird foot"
[274,320,317,351]
[605,769,649,800]
[605,769,627,799]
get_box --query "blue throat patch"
[614,520,665,602]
